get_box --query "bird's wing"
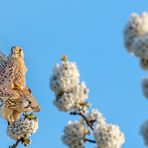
[0,50,8,62]
[0,50,8,70]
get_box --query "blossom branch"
[70,112,95,130]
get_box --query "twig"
[84,138,96,143]
[70,112,95,130]
[9,139,21,148]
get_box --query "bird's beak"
[35,105,40,112]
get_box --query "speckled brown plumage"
[0,87,40,124]
[0,47,40,124]
[0,47,27,91]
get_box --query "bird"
[0,86,40,125]
[0,47,40,124]
[0,46,27,91]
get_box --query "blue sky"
[0,0,148,147]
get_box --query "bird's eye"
[23,99,31,108]
[19,48,22,52]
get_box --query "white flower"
[132,35,148,58]
[50,57,90,113]
[53,83,89,112]
[140,120,148,146]
[94,123,125,148]
[50,61,80,94]
[62,121,88,148]
[124,12,148,70]
[87,109,106,128]
[7,116,38,140]
[53,92,75,112]
[71,82,89,106]
[142,77,148,98]
[124,12,148,53]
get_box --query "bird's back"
[0,56,27,88]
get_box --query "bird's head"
[21,87,40,113]
[10,46,24,58]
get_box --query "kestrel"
[0,47,40,124]
[0,87,40,125]
[0,46,27,91]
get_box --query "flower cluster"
[50,56,89,113]
[94,123,125,148]
[124,12,148,147]
[142,77,148,98]
[62,121,88,148]
[7,113,38,146]
[140,120,148,146]
[62,109,125,148]
[87,109,106,127]
[124,12,148,70]
[88,109,125,148]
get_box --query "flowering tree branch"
[70,112,95,130]
[124,11,148,146]
[50,56,125,148]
